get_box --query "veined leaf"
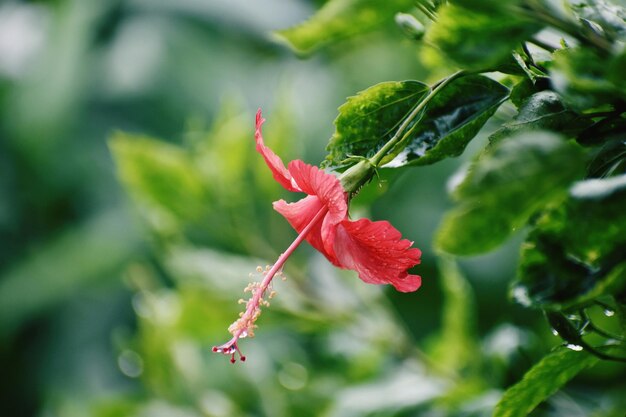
[512,173,626,310]
[275,0,413,56]
[324,80,429,168]
[325,75,508,169]
[493,348,599,417]
[384,75,509,167]
[435,131,585,256]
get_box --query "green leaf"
[571,0,626,42]
[385,75,509,167]
[512,174,626,310]
[429,258,478,373]
[275,0,413,56]
[577,116,626,146]
[109,132,208,225]
[493,348,599,417]
[608,47,626,91]
[435,131,585,256]
[395,13,425,41]
[509,77,538,108]
[587,138,626,177]
[425,3,541,70]
[489,91,591,145]
[325,75,508,169]
[551,47,626,111]
[511,51,548,84]
[324,80,430,167]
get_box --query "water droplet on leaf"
[565,344,583,351]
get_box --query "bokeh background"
[1,1,624,416]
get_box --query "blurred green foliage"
[1,1,625,417]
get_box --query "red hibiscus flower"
[213,110,421,363]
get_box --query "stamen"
[212,206,328,363]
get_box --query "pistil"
[212,206,329,363]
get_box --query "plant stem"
[369,70,465,167]
[528,37,558,53]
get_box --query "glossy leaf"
[425,3,541,70]
[435,132,585,255]
[577,116,626,146]
[324,80,430,167]
[512,174,626,310]
[275,0,413,56]
[385,75,509,167]
[493,349,599,417]
[325,75,508,169]
[587,138,626,177]
[509,77,538,108]
[489,91,591,145]
[512,51,548,84]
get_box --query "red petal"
[255,109,300,192]
[333,218,422,292]
[273,196,340,266]
[286,160,347,226]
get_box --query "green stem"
[369,70,466,167]
[416,2,438,21]
[528,37,558,53]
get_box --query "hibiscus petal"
[333,218,422,292]
[255,109,300,192]
[286,160,347,225]
[388,272,422,293]
[273,195,340,266]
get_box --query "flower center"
[212,206,329,363]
